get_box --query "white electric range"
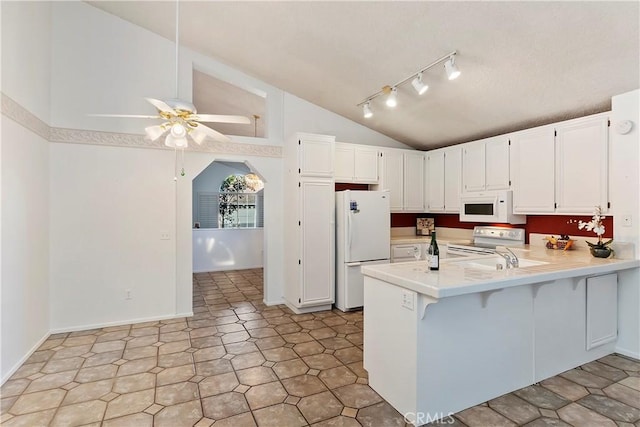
[447,226,526,257]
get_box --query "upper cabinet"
[334,142,379,184]
[376,148,425,212]
[509,113,609,215]
[555,114,609,213]
[444,146,462,212]
[426,146,461,213]
[378,149,405,211]
[300,136,334,177]
[462,136,510,192]
[510,126,556,213]
[403,151,426,212]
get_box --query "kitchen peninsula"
[361,247,640,426]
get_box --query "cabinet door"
[510,127,556,213]
[380,150,404,211]
[555,115,609,213]
[353,146,379,184]
[444,147,462,212]
[586,273,618,350]
[300,139,334,177]
[485,136,510,190]
[426,151,445,212]
[403,152,425,211]
[462,142,486,192]
[334,143,355,182]
[300,179,334,305]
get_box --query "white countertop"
[362,246,640,299]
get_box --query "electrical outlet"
[125,289,132,300]
[160,231,170,240]
[401,290,414,310]
[622,215,632,227]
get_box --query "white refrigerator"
[335,190,390,311]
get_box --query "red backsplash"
[391,213,613,243]
[332,185,613,242]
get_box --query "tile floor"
[1,268,639,426]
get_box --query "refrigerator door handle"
[347,211,353,251]
[346,262,362,267]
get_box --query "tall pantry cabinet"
[284,133,335,313]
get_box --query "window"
[197,173,264,229]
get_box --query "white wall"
[610,89,640,358]
[49,143,179,330]
[193,229,264,272]
[283,92,411,148]
[0,1,52,383]
[1,1,52,121]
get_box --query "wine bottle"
[428,231,440,271]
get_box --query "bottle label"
[429,255,439,269]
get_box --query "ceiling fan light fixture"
[386,87,398,108]
[363,102,373,119]
[445,55,461,80]
[145,124,166,141]
[411,72,429,95]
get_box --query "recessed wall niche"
[192,69,267,138]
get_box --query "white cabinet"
[426,150,445,212]
[510,126,556,213]
[509,113,609,215]
[462,141,485,192]
[300,137,334,177]
[426,146,462,213]
[378,149,405,211]
[283,133,335,313]
[586,273,618,350]
[334,142,379,184]
[299,179,335,306]
[462,136,510,192]
[403,152,425,211]
[444,146,462,212]
[555,114,609,213]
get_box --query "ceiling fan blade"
[88,114,161,119]
[189,123,230,144]
[193,114,251,124]
[145,98,177,115]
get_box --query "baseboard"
[263,297,285,306]
[50,312,194,334]
[615,345,640,360]
[1,331,50,386]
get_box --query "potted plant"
[578,205,613,258]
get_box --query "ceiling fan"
[91,0,250,148]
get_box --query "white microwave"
[459,190,526,224]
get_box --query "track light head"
[445,55,461,80]
[386,87,398,108]
[363,102,373,119]
[411,72,429,95]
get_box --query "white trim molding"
[1,92,50,140]
[2,92,282,158]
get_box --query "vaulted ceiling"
[87,1,639,150]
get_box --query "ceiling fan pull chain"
[173,146,178,181]
[181,148,186,177]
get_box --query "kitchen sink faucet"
[495,247,519,269]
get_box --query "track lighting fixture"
[357,50,460,114]
[444,55,461,80]
[411,72,429,95]
[385,87,398,108]
[363,102,373,118]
